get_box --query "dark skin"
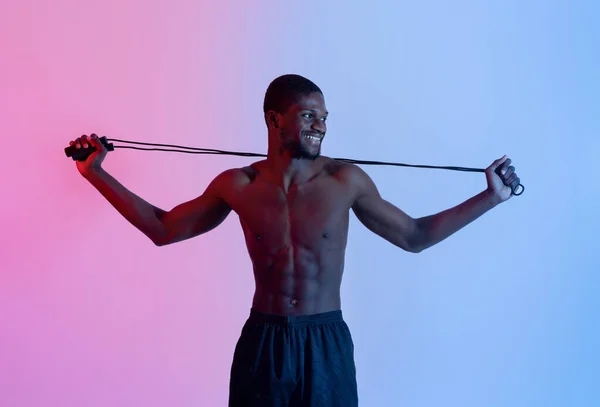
[71,92,520,316]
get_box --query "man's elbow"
[153,237,169,247]
[405,220,429,253]
[152,230,183,246]
[404,239,425,254]
[150,234,169,247]
[149,227,173,247]
[406,243,423,253]
[392,233,424,253]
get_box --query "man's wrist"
[82,165,104,181]
[483,188,502,207]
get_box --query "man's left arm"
[347,155,519,253]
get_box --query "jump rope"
[64,136,524,196]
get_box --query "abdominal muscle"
[249,244,346,316]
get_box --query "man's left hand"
[485,155,520,203]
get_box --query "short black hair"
[263,74,322,123]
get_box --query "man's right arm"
[84,168,235,246]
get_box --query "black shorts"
[229,308,359,406]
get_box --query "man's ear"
[267,111,279,128]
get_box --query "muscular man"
[70,74,520,406]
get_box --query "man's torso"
[221,157,357,316]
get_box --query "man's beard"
[280,130,321,160]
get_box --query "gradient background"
[1,1,598,406]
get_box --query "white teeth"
[304,135,320,140]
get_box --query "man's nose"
[311,120,326,133]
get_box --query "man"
[70,74,520,406]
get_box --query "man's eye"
[303,113,313,118]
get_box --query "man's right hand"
[69,134,108,177]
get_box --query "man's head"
[263,74,328,160]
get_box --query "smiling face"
[273,92,328,160]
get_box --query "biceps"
[159,194,232,245]
[352,195,418,250]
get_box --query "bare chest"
[229,177,352,250]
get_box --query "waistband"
[248,308,344,326]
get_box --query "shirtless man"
[70,74,520,406]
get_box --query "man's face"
[278,92,328,160]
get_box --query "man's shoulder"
[319,158,375,205]
[322,157,367,184]
[212,163,261,189]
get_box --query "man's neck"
[265,145,316,193]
